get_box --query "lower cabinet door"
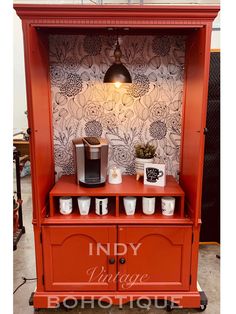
[42,225,117,291]
[118,225,192,291]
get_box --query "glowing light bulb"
[114,81,122,88]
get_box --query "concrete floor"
[13,175,220,314]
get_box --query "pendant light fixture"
[104,37,132,88]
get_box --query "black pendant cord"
[13,277,37,294]
[103,32,132,84]
[114,35,122,64]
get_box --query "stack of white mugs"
[59,196,176,216]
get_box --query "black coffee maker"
[73,137,108,187]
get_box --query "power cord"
[13,277,37,294]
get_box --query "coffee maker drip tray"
[79,177,106,188]
[84,157,102,186]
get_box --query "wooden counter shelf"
[50,174,184,197]
[42,212,192,225]
[47,174,187,223]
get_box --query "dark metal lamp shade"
[103,39,132,85]
[104,63,132,84]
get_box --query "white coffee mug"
[108,166,122,184]
[95,197,108,215]
[59,196,73,215]
[161,197,176,216]
[77,196,91,215]
[142,197,155,215]
[123,197,137,215]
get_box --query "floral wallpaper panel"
[49,34,186,180]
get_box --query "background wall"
[49,34,185,178]
[13,0,220,130]
[201,51,220,242]
[13,9,27,130]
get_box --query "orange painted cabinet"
[14,3,220,310]
[42,225,192,292]
[118,226,192,291]
[42,225,117,291]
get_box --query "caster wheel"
[166,304,173,312]
[61,305,74,311]
[61,307,72,312]
[61,299,76,311]
[199,305,207,311]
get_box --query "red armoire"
[14,4,219,311]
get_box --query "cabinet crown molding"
[14,4,220,27]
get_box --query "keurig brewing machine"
[73,137,108,187]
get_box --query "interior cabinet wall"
[24,25,212,226]
[49,34,186,180]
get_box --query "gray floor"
[13,176,220,314]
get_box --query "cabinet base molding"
[32,289,204,309]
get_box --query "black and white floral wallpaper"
[49,34,186,179]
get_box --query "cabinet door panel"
[42,225,116,291]
[118,226,192,291]
[23,26,54,220]
[180,26,211,224]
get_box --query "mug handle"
[99,200,103,215]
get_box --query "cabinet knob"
[109,258,115,264]
[119,258,126,264]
